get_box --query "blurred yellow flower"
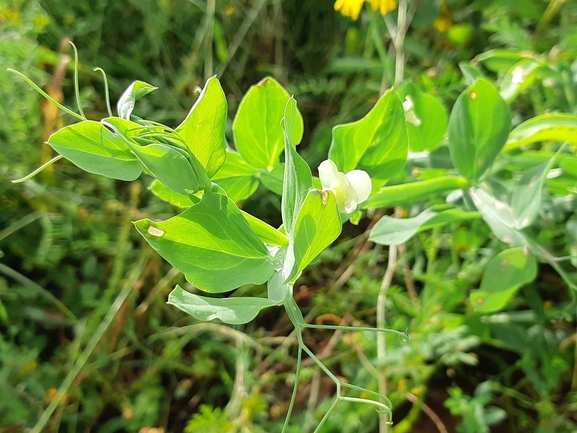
[334,0,365,20]
[367,0,397,15]
[334,0,397,20]
[433,1,453,32]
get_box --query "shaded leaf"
[168,286,280,325]
[448,79,511,181]
[212,150,258,202]
[505,113,577,151]
[370,207,480,245]
[471,248,537,313]
[127,140,209,195]
[148,179,194,208]
[511,161,550,229]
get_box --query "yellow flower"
[334,0,397,20]
[367,0,397,15]
[334,0,365,20]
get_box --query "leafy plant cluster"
[1,0,576,432]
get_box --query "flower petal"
[318,159,340,190]
[334,172,358,213]
[345,169,372,203]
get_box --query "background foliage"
[1,0,576,432]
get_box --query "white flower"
[318,159,372,214]
[402,95,422,127]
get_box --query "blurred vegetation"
[0,0,576,432]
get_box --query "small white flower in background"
[402,95,422,127]
[318,159,372,214]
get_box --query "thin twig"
[377,244,398,433]
[406,392,449,433]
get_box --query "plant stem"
[377,244,398,433]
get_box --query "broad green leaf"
[448,79,511,181]
[47,120,142,181]
[459,62,486,85]
[399,82,447,151]
[475,49,535,72]
[363,176,470,209]
[149,179,194,208]
[233,77,303,170]
[505,113,577,151]
[212,150,258,202]
[329,89,408,189]
[103,116,157,138]
[500,59,543,103]
[168,286,280,325]
[259,163,284,195]
[281,97,312,237]
[117,80,157,120]
[287,189,342,282]
[469,188,529,248]
[370,207,480,245]
[470,248,537,313]
[511,161,550,229]
[240,210,288,247]
[127,140,209,195]
[134,193,274,293]
[176,76,227,178]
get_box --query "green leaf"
[168,286,280,325]
[469,188,529,248]
[459,62,487,85]
[329,88,408,189]
[448,79,511,181]
[499,59,543,103]
[363,176,471,209]
[287,189,342,282]
[47,120,142,181]
[134,192,274,293]
[176,76,227,178]
[369,207,480,245]
[259,164,284,195]
[233,77,303,170]
[475,49,535,72]
[470,248,537,313]
[211,150,259,202]
[281,97,312,237]
[149,179,194,208]
[505,113,577,151]
[117,80,157,120]
[127,140,209,195]
[399,82,448,151]
[511,161,550,229]
[240,210,288,247]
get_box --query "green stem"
[8,69,85,121]
[69,41,85,118]
[12,155,64,184]
[94,67,113,117]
